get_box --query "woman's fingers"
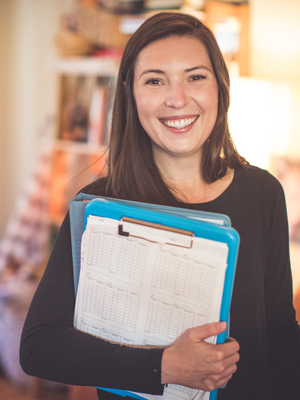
[189,321,227,341]
[161,322,240,391]
[191,356,238,392]
[206,344,240,374]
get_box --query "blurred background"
[0,0,300,399]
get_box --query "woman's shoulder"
[233,165,286,216]
[79,176,109,196]
[236,164,283,194]
[230,165,287,230]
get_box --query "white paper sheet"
[74,216,229,400]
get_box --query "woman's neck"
[154,152,234,204]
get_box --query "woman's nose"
[165,83,189,108]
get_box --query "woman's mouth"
[159,116,199,130]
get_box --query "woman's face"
[133,35,218,165]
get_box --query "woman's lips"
[159,115,199,131]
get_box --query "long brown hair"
[104,12,247,204]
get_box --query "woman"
[20,12,300,400]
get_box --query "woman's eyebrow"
[185,65,212,73]
[139,69,164,78]
[139,65,212,79]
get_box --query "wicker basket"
[76,6,131,48]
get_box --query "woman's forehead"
[134,36,212,75]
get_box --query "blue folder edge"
[69,193,232,297]
[69,194,240,400]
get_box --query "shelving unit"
[48,56,119,229]
[205,1,249,76]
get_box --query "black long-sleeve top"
[20,165,300,400]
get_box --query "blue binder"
[69,193,240,400]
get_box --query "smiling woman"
[20,11,300,400]
[106,12,247,205]
[133,36,221,202]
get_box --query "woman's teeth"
[162,116,198,129]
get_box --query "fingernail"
[219,321,227,330]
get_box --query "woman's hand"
[161,321,240,392]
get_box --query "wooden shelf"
[53,139,106,155]
[205,1,249,76]
[48,57,120,76]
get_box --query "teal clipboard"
[69,194,240,400]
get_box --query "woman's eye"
[190,75,207,81]
[145,78,162,85]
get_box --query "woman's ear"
[123,81,126,86]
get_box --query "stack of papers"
[74,215,229,400]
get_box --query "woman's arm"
[20,212,164,394]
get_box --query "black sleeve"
[20,212,164,395]
[264,177,300,398]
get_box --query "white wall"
[0,1,11,237]
[249,0,300,156]
[249,0,300,292]
[250,0,300,79]
[0,0,72,237]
